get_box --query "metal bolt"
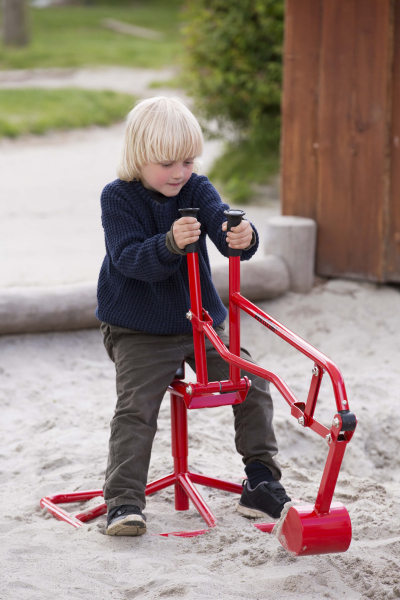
[332,417,340,428]
[186,385,193,395]
[312,366,319,377]
[186,310,193,320]
[326,433,332,444]
[298,416,305,427]
[342,399,348,405]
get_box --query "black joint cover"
[223,209,246,257]
[338,409,357,432]
[178,208,200,253]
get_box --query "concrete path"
[0,66,178,97]
[0,123,231,287]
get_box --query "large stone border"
[0,216,319,335]
[0,283,99,335]
[0,257,290,335]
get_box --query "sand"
[1,67,400,600]
[1,279,400,600]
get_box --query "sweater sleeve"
[101,188,182,282]
[165,221,187,255]
[193,178,259,261]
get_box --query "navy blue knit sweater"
[96,173,259,335]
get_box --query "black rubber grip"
[178,208,200,253]
[223,209,246,257]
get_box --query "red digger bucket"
[275,502,352,556]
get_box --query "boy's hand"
[173,217,201,250]
[222,219,253,249]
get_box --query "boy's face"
[140,159,195,196]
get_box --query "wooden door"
[281,0,400,282]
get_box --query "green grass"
[0,2,183,70]
[208,138,280,204]
[0,88,136,138]
[148,76,183,89]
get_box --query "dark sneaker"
[106,505,147,536]
[237,479,291,519]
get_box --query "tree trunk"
[2,0,30,47]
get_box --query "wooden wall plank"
[280,0,322,220]
[387,0,400,282]
[316,0,392,280]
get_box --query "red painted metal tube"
[306,418,330,439]
[75,503,107,523]
[171,378,248,399]
[145,473,177,496]
[171,393,190,510]
[175,481,189,511]
[228,256,241,384]
[314,439,348,515]
[201,323,333,439]
[171,394,188,468]
[231,293,349,412]
[254,522,275,533]
[185,379,248,395]
[177,473,217,528]
[156,529,209,538]
[44,490,104,504]
[189,473,243,495]
[186,253,208,384]
[304,366,324,421]
[202,323,302,413]
[40,491,106,528]
[40,497,84,528]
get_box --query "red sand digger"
[40,209,357,556]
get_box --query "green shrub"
[182,0,284,201]
[209,132,280,203]
[182,0,283,137]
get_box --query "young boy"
[96,96,290,536]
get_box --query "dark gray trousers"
[101,321,281,511]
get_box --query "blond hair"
[117,96,204,181]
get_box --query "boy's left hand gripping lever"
[178,208,200,253]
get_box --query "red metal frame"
[41,231,357,554]
[40,382,243,536]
